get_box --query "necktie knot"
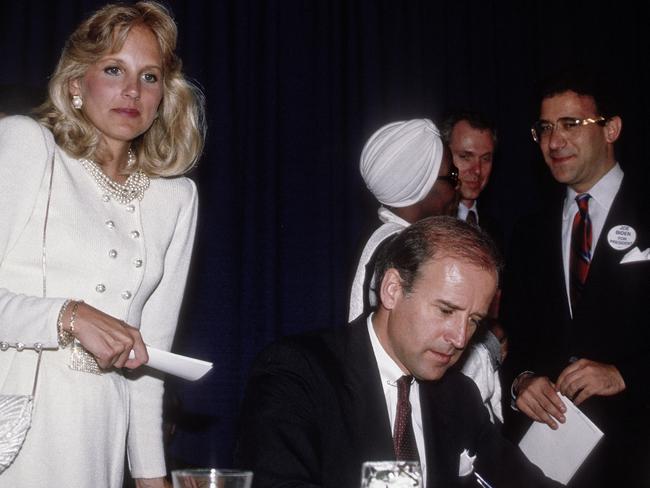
[575,193,591,215]
[397,375,413,399]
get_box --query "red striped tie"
[569,193,592,309]
[394,375,419,462]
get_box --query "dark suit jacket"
[477,210,505,260]
[502,178,650,487]
[235,319,560,488]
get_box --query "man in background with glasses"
[503,71,650,487]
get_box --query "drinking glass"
[360,461,422,488]
[171,469,253,488]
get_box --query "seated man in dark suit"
[235,216,559,488]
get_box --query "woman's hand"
[62,301,148,369]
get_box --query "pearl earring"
[72,95,83,109]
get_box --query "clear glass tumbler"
[171,468,253,488]
[360,461,422,488]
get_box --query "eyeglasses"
[437,164,459,188]
[531,116,607,143]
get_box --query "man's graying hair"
[374,216,502,297]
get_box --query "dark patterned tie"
[394,375,419,462]
[466,210,478,227]
[569,193,592,309]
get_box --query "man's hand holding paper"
[516,375,567,429]
[516,358,626,430]
[555,359,625,405]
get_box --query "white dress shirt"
[367,315,427,486]
[561,163,623,317]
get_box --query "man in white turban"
[349,118,458,322]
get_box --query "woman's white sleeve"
[0,116,66,348]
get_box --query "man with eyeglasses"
[503,72,650,487]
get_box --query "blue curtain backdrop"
[2,0,649,470]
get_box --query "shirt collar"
[457,201,478,221]
[378,206,410,227]
[367,314,406,386]
[563,163,623,220]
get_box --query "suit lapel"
[342,319,395,463]
[543,202,573,351]
[420,380,459,486]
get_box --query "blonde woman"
[0,2,205,487]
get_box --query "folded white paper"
[519,394,603,485]
[129,346,213,381]
[620,246,650,264]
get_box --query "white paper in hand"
[129,346,213,381]
[519,393,603,485]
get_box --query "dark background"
[2,0,649,471]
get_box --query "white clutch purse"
[0,395,33,474]
[0,349,42,474]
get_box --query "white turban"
[359,118,443,208]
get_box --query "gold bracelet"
[57,299,73,347]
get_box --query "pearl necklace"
[79,149,150,204]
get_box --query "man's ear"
[604,116,622,143]
[379,268,403,310]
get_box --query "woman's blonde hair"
[37,1,205,177]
